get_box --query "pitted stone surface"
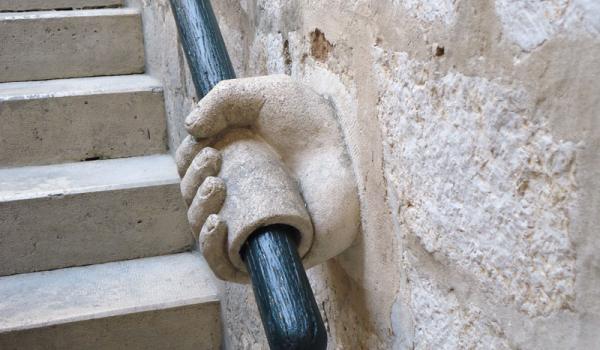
[392,0,457,24]
[374,47,576,316]
[403,253,511,349]
[495,0,600,51]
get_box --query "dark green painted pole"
[242,226,327,350]
[169,1,327,348]
[169,0,235,97]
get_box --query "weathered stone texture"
[134,0,600,348]
[392,0,457,24]
[374,47,577,317]
[495,0,600,51]
[404,253,511,349]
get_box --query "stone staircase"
[0,1,221,348]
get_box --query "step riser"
[0,0,123,12]
[1,89,167,167]
[0,184,192,276]
[0,10,144,83]
[0,303,221,350]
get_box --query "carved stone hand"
[176,75,360,283]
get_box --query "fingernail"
[200,182,214,196]
[206,219,217,232]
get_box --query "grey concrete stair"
[0,75,168,167]
[0,155,193,276]
[0,252,222,350]
[0,2,222,348]
[0,0,123,12]
[0,9,144,83]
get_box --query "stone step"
[0,9,144,83]
[0,75,168,167]
[0,0,123,12]
[0,155,193,276]
[0,252,222,350]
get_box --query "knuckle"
[201,146,221,159]
[199,176,225,196]
[203,214,222,234]
[193,147,221,169]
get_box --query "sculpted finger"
[184,75,295,138]
[175,135,212,177]
[187,177,226,235]
[181,147,222,205]
[199,214,248,283]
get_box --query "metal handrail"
[169,1,327,349]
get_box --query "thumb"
[184,75,294,138]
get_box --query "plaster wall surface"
[132,0,600,348]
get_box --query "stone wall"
[132,0,600,348]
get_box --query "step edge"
[0,7,139,20]
[0,296,219,334]
[0,177,180,203]
[0,75,163,101]
[0,155,181,202]
[0,0,123,13]
[0,252,220,333]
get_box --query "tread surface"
[0,154,179,201]
[0,252,218,332]
[0,253,221,350]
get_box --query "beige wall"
[132,0,600,348]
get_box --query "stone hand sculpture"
[176,75,360,283]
